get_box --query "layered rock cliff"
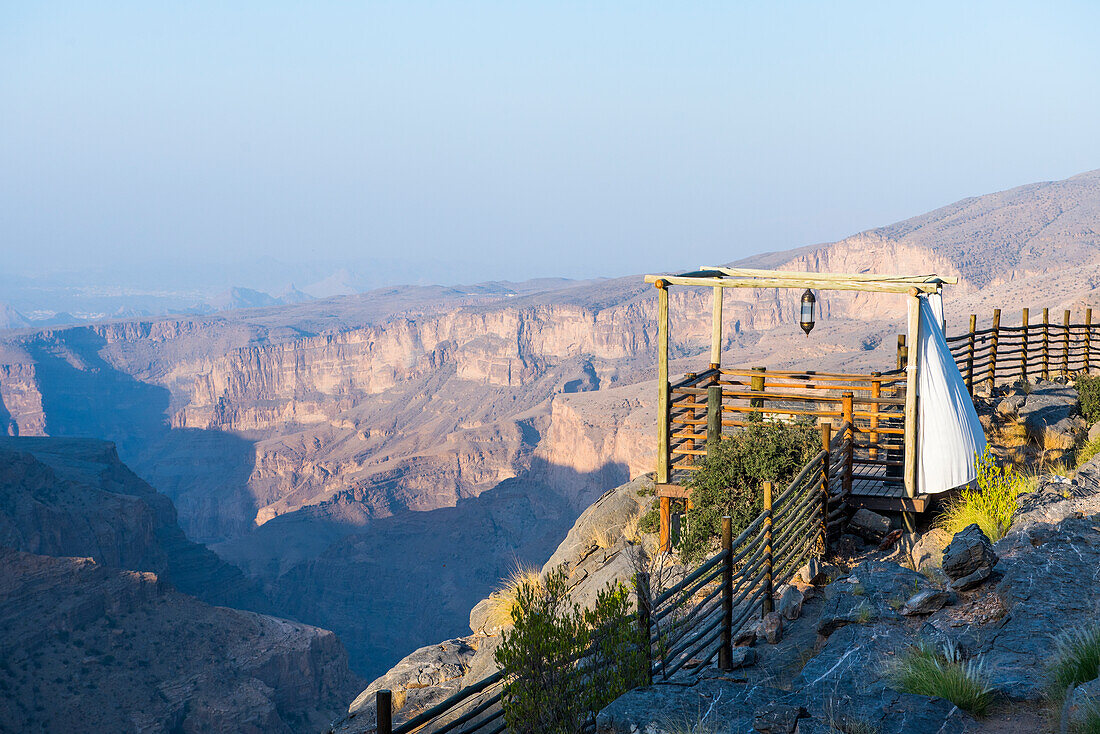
[2,169,1100,681]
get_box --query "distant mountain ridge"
[2,168,1100,678]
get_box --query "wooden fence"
[945,307,1099,394]
[370,427,846,734]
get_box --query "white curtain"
[917,294,987,494]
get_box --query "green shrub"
[679,421,819,564]
[885,642,994,716]
[1078,374,1100,424]
[1048,625,1100,702]
[936,447,1026,541]
[494,566,646,734]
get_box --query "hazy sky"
[3,1,1099,289]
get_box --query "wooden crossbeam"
[700,266,958,285]
[644,273,941,294]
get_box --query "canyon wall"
[2,169,1100,679]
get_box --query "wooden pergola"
[644,267,959,546]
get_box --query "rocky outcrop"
[0,437,270,612]
[0,548,363,734]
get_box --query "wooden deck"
[845,462,929,513]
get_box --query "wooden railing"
[944,307,1100,394]
[370,437,845,733]
[663,367,906,488]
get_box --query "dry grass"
[590,524,618,550]
[622,511,644,545]
[485,566,543,630]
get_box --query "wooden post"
[841,393,854,496]
[762,482,773,616]
[706,384,722,453]
[1042,307,1050,380]
[656,281,670,483]
[635,572,653,684]
[659,496,670,554]
[966,314,976,395]
[1021,308,1029,382]
[904,290,921,499]
[750,367,766,421]
[710,285,723,369]
[1063,309,1071,378]
[869,375,881,460]
[376,690,392,734]
[656,281,670,553]
[990,309,1001,389]
[1087,309,1093,373]
[896,334,907,371]
[717,517,733,670]
[820,423,831,550]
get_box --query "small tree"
[679,420,819,564]
[494,566,646,734]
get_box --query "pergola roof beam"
[643,273,940,294]
[701,267,958,285]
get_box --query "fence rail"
[372,431,846,734]
[943,307,1100,393]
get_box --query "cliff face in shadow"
[0,438,364,733]
[223,457,628,679]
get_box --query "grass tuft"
[622,511,644,545]
[590,525,618,550]
[936,447,1026,541]
[1071,696,1100,734]
[485,566,543,630]
[885,642,994,716]
[1079,436,1100,468]
[1048,625,1100,702]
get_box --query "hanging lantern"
[800,289,816,335]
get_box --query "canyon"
[3,169,1100,689]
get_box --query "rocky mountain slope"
[2,169,1100,679]
[0,437,270,611]
[0,548,361,733]
[0,437,364,732]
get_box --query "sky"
[2,1,1100,293]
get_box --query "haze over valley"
[5,170,1100,681]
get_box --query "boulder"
[727,646,756,669]
[776,584,804,621]
[848,509,891,542]
[761,612,784,644]
[1018,383,1080,439]
[900,589,955,616]
[1089,421,1100,443]
[348,637,476,715]
[1068,678,1100,728]
[909,529,950,573]
[942,524,998,591]
[995,394,1027,418]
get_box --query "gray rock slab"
[942,524,997,584]
[988,515,1100,701]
